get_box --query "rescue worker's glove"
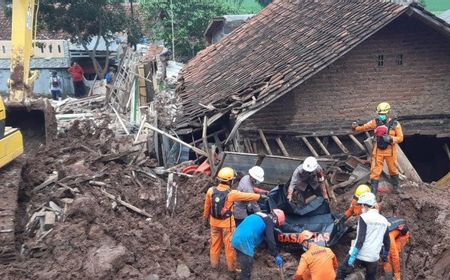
[347,247,359,266]
[258,194,268,202]
[382,135,393,143]
[274,255,283,268]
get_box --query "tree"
[142,0,235,62]
[39,0,141,79]
[256,0,272,7]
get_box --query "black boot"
[391,175,401,193]
[371,180,379,195]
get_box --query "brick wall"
[243,15,450,136]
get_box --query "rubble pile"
[0,122,449,280]
[0,119,294,279]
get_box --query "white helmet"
[303,156,319,172]
[357,192,377,207]
[249,166,264,183]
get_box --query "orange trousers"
[210,226,236,271]
[370,150,399,180]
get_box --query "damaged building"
[175,0,450,183]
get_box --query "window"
[58,45,62,53]
[2,46,5,54]
[49,45,53,53]
[396,54,403,65]
[377,54,384,67]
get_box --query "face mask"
[302,245,308,251]
[378,114,387,122]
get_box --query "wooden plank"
[397,146,422,183]
[258,129,273,155]
[144,123,208,157]
[365,132,371,139]
[275,137,289,157]
[243,139,253,153]
[331,135,349,153]
[100,189,152,218]
[301,137,319,157]
[202,116,214,170]
[349,134,366,151]
[313,137,331,156]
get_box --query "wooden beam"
[258,129,273,155]
[243,139,253,153]
[397,146,422,183]
[202,116,214,171]
[349,134,366,151]
[331,135,349,153]
[144,123,208,157]
[275,137,289,157]
[314,137,331,156]
[301,137,319,157]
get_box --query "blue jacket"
[232,213,278,257]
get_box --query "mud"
[0,119,449,279]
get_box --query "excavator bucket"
[5,99,56,150]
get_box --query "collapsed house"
[175,0,450,183]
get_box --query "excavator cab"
[0,97,24,168]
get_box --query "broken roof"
[176,0,450,130]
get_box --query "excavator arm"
[8,0,39,102]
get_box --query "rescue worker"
[352,102,404,194]
[287,156,329,206]
[336,192,390,280]
[234,166,268,226]
[384,218,410,280]
[344,184,372,221]
[231,209,285,280]
[294,230,339,280]
[203,167,264,272]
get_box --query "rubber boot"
[391,175,401,194]
[371,180,379,195]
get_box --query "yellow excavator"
[0,0,54,168]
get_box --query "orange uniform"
[345,198,380,220]
[294,243,338,280]
[384,230,410,280]
[203,183,261,271]
[354,118,403,181]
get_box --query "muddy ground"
[0,119,449,280]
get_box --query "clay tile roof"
[176,0,409,128]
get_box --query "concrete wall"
[0,69,74,97]
[243,15,450,136]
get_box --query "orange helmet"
[217,167,235,182]
[272,209,285,227]
[298,230,314,243]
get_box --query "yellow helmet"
[376,102,391,114]
[355,184,371,198]
[217,167,235,182]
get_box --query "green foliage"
[256,0,272,7]
[142,0,235,62]
[39,0,141,78]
